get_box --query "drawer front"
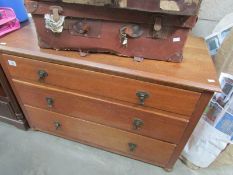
[25,105,176,166]
[2,55,201,116]
[14,80,188,143]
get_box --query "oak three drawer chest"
[0,21,220,171]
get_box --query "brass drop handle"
[133,118,144,130]
[136,91,149,105]
[46,97,54,108]
[38,70,48,81]
[54,121,61,130]
[128,143,137,152]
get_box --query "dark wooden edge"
[164,91,213,170]
[0,66,24,119]
[0,64,29,130]
[0,47,221,93]
[0,54,31,129]
[0,115,27,130]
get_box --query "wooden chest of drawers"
[0,21,220,171]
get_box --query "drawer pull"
[136,91,149,105]
[54,121,61,130]
[128,143,137,152]
[46,97,54,108]
[133,118,144,130]
[38,70,48,81]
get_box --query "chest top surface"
[0,19,220,92]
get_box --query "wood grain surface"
[13,80,188,143]
[25,105,176,167]
[2,54,200,116]
[165,91,213,170]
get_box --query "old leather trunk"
[34,0,202,16]
[27,0,199,62]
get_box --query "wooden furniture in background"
[0,20,220,171]
[0,65,28,129]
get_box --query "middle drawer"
[13,80,188,144]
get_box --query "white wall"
[192,0,233,37]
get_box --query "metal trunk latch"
[153,17,163,38]
[154,17,162,32]
[49,6,63,22]
[73,21,90,35]
[119,25,144,47]
[45,6,65,33]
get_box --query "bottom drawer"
[25,105,176,167]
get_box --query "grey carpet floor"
[0,122,232,175]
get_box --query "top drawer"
[1,54,201,116]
